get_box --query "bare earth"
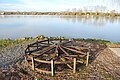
[109,48,120,57]
[0,43,120,80]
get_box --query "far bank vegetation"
[0,7,120,17]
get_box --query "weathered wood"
[59,45,69,55]
[73,58,76,73]
[51,59,54,76]
[77,60,84,64]
[25,39,91,76]
[62,46,86,55]
[31,57,35,70]
[60,58,73,69]
[36,41,39,49]
[60,41,72,45]
[35,68,63,74]
[67,46,82,51]
[34,46,55,58]
[35,68,51,74]
[48,38,50,45]
[24,56,29,64]
[34,58,71,64]
[86,52,89,66]
[30,39,48,46]
[65,54,85,58]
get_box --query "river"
[0,15,120,42]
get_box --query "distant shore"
[0,11,120,17]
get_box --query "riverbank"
[0,11,120,17]
[0,35,120,49]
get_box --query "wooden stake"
[31,57,35,70]
[48,38,50,45]
[86,52,89,66]
[36,41,39,49]
[51,59,54,76]
[24,56,27,64]
[73,58,76,73]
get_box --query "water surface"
[0,15,120,42]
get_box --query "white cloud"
[0,0,120,12]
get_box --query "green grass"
[0,39,26,49]
[73,38,111,45]
[0,36,119,49]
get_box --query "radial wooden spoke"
[60,58,73,69]
[59,45,69,55]
[60,41,72,45]
[67,46,82,51]
[34,46,55,58]
[61,46,86,55]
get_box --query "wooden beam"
[60,41,72,45]
[59,45,69,55]
[34,46,55,58]
[60,58,73,69]
[62,46,86,55]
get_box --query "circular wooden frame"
[25,39,90,76]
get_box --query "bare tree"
[72,8,77,12]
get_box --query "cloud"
[0,0,120,12]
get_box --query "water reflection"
[60,15,120,26]
[0,15,120,42]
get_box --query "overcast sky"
[0,0,120,12]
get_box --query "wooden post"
[86,52,89,66]
[73,58,76,73]
[60,36,62,43]
[48,38,50,45]
[28,45,31,54]
[31,57,35,70]
[36,41,39,49]
[51,59,54,76]
[24,56,27,64]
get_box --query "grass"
[0,36,119,49]
[0,39,30,49]
[73,38,111,45]
[0,39,18,48]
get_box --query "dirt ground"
[0,43,120,80]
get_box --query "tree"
[72,8,77,12]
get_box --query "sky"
[0,0,120,12]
